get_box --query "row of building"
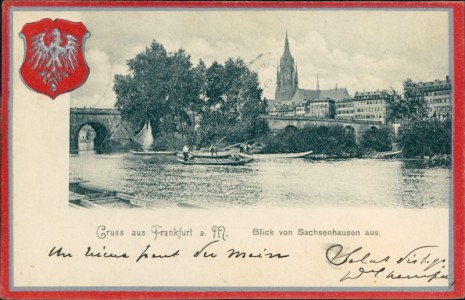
[268,33,452,124]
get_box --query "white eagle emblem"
[29,28,80,92]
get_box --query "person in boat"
[231,153,240,161]
[209,144,217,156]
[182,145,190,162]
[244,141,250,153]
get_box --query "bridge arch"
[70,108,129,154]
[72,121,111,153]
[345,125,355,133]
[284,125,298,133]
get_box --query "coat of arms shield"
[19,18,90,99]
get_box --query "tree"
[399,118,451,157]
[197,58,269,145]
[386,78,451,158]
[113,40,201,137]
[387,78,428,122]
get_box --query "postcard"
[1,1,464,299]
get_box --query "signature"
[325,244,448,282]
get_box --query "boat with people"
[176,157,253,166]
[238,150,313,160]
[176,151,233,159]
[131,121,177,155]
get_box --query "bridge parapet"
[266,115,384,126]
[70,108,121,115]
[265,115,389,142]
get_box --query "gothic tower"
[275,32,299,101]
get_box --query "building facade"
[336,98,355,120]
[305,98,336,118]
[353,90,390,124]
[417,76,452,120]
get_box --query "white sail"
[133,121,154,151]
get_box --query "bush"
[361,127,392,152]
[261,124,357,155]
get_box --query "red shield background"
[20,18,90,99]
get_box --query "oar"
[197,137,226,153]
[214,136,226,146]
[224,138,257,149]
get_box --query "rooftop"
[354,90,388,97]
[417,79,451,88]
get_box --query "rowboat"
[306,153,339,160]
[131,150,177,156]
[373,150,402,159]
[176,152,232,159]
[69,178,180,209]
[177,158,253,166]
[238,150,313,159]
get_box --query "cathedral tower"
[275,32,299,101]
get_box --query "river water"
[70,150,451,209]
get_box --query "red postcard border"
[1,1,464,299]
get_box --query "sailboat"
[130,121,177,156]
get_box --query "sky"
[69,9,450,108]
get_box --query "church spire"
[335,82,338,99]
[284,31,290,54]
[316,74,320,99]
[275,32,298,101]
[283,30,291,57]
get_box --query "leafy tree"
[114,41,269,148]
[113,40,201,137]
[386,78,451,158]
[197,58,269,145]
[387,78,428,122]
[399,119,451,157]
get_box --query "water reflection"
[397,160,451,208]
[70,153,451,209]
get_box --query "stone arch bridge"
[265,116,389,141]
[70,109,389,153]
[70,108,133,153]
